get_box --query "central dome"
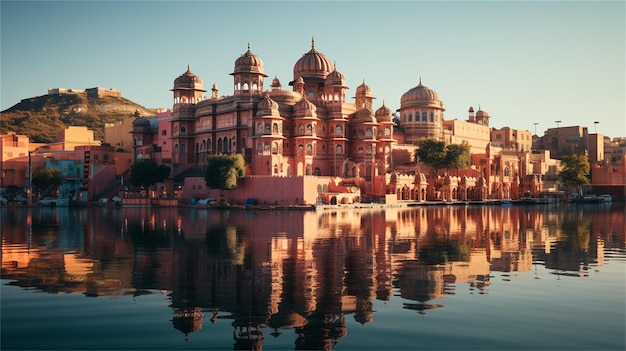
[293,38,333,81]
[400,79,443,109]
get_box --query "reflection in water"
[1,203,624,349]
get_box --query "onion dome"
[293,37,333,80]
[132,117,151,127]
[271,75,282,90]
[325,63,346,86]
[400,78,443,109]
[173,64,205,91]
[257,93,280,115]
[476,108,489,118]
[375,101,392,121]
[233,43,267,76]
[294,96,317,114]
[355,80,374,98]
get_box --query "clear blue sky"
[2,1,624,138]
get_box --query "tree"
[415,139,471,174]
[130,159,171,188]
[415,139,447,172]
[557,154,590,196]
[31,167,63,197]
[205,154,246,194]
[444,141,471,170]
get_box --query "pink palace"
[131,39,542,206]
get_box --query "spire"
[419,76,422,86]
[311,36,315,50]
[247,42,251,52]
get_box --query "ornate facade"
[131,39,539,203]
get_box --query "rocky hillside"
[1,92,158,143]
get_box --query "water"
[1,203,625,350]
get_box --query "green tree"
[415,139,471,173]
[205,154,246,194]
[557,154,590,196]
[31,167,63,196]
[444,141,471,170]
[130,159,171,188]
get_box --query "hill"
[0,92,158,143]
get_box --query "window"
[422,111,427,122]
[180,126,187,134]
[264,123,271,134]
[336,145,343,154]
[408,113,412,122]
[162,130,167,136]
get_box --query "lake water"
[1,203,625,350]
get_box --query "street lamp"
[533,122,539,136]
[555,120,562,128]
[594,121,599,133]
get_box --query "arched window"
[264,143,270,154]
[408,113,412,122]
[174,143,179,154]
[241,137,246,149]
[430,111,434,122]
[252,82,258,91]
[336,145,343,154]
[298,124,305,134]
[180,143,186,153]
[273,123,279,133]
[257,123,263,134]
[306,144,312,155]
[243,82,249,91]
[366,145,372,155]
[257,142,263,154]
[272,142,279,155]
[207,138,212,151]
[358,146,364,154]
[264,123,271,134]
[217,139,223,153]
[336,125,343,135]
[196,142,200,152]
[306,124,313,134]
[504,167,510,177]
[180,126,187,134]
[422,111,427,121]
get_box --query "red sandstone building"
[130,39,546,205]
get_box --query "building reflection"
[1,203,623,349]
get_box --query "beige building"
[104,116,136,153]
[603,136,625,165]
[58,126,100,151]
[491,127,532,152]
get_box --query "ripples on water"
[1,204,625,350]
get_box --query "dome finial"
[311,36,315,49]
[419,76,422,85]
[247,42,251,51]
[187,63,190,71]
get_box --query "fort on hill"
[46,87,122,99]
